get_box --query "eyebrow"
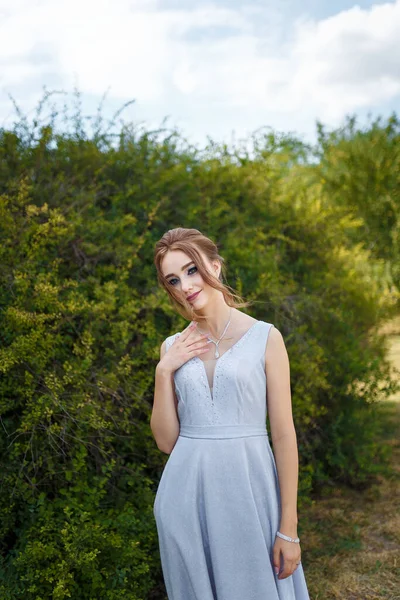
[164,261,195,279]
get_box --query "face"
[161,249,221,309]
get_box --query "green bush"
[316,114,400,291]
[0,90,398,598]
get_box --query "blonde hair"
[154,227,252,323]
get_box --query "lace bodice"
[165,320,274,427]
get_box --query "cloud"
[290,1,400,119]
[0,0,399,138]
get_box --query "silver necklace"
[196,307,232,359]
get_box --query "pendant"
[196,308,232,361]
[207,339,220,359]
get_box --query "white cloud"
[290,1,400,119]
[0,0,399,140]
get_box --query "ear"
[213,261,221,279]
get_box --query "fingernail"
[274,567,279,575]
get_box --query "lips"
[187,290,201,302]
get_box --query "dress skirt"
[154,424,310,600]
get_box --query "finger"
[178,321,199,340]
[289,559,299,572]
[189,326,211,342]
[279,560,298,579]
[272,547,280,576]
[184,325,211,346]
[278,557,293,580]
[187,332,210,348]
[184,322,208,340]
[187,340,212,356]
[279,568,292,580]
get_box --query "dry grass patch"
[378,316,400,403]
[300,401,400,599]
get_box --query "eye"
[168,265,198,286]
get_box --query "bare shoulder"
[160,338,167,361]
[234,309,259,328]
[160,331,182,361]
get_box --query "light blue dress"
[153,320,310,600]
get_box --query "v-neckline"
[195,320,261,401]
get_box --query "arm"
[265,326,299,538]
[150,339,180,454]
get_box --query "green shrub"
[0,90,398,597]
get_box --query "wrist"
[276,531,300,543]
[279,517,298,537]
[156,363,174,377]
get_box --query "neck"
[197,305,234,338]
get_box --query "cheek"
[198,276,215,293]
[198,274,214,290]
[195,274,205,285]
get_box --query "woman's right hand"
[158,321,211,374]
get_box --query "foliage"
[0,89,399,598]
[316,113,400,291]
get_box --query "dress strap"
[165,332,180,352]
[253,321,275,364]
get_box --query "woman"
[151,227,310,600]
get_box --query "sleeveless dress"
[153,320,310,600]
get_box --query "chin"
[190,300,206,314]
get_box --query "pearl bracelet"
[276,530,300,543]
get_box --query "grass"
[378,314,400,403]
[299,316,400,599]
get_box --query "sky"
[0,0,399,149]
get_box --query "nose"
[180,276,194,294]
[181,282,193,294]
